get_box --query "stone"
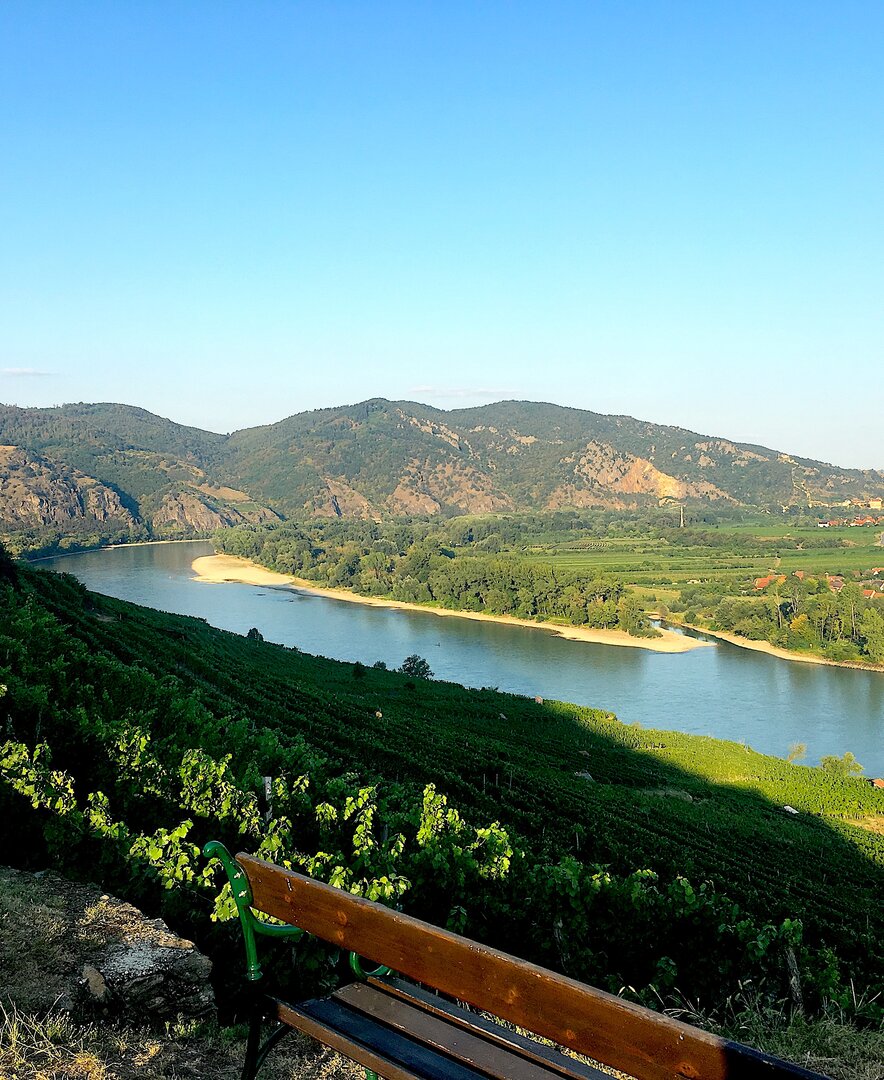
[0,866,215,1024]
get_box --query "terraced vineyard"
[1,554,882,1020]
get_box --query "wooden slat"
[239,853,828,1080]
[335,981,597,1080]
[367,976,609,1080]
[276,997,488,1080]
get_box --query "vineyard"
[1,553,883,1024]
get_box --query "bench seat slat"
[335,982,607,1080]
[277,996,491,1080]
[366,977,612,1080]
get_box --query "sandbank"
[191,554,712,654]
[668,621,884,673]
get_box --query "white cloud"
[1,367,54,377]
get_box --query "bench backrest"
[237,852,822,1080]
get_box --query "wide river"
[43,541,884,774]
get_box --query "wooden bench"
[205,843,829,1080]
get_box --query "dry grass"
[670,997,884,1080]
[718,1008,884,1080]
[0,1005,364,1079]
[848,816,884,836]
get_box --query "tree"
[786,743,806,763]
[860,607,884,663]
[616,594,659,637]
[246,627,264,642]
[819,751,864,777]
[0,541,17,585]
[399,654,433,680]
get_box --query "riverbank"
[191,553,712,653]
[667,619,884,673]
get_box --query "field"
[520,526,884,587]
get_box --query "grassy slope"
[6,564,882,980]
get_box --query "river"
[43,540,884,774]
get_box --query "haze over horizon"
[1,3,882,468]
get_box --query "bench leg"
[241,1000,291,1080]
[241,1004,263,1080]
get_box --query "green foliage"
[1,562,882,1022]
[820,752,864,778]
[214,519,640,634]
[860,607,884,663]
[214,510,884,658]
[399,655,433,680]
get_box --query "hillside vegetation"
[2,399,883,555]
[1,551,882,1033]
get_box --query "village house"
[754,574,786,591]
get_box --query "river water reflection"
[43,541,884,774]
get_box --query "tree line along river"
[43,540,884,775]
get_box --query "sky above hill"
[1,3,882,468]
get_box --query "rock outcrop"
[151,491,280,533]
[0,445,136,530]
[0,866,215,1023]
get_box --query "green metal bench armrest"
[203,841,304,981]
[204,841,393,986]
[349,952,393,981]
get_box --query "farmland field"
[521,526,884,586]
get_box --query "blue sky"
[1,2,882,467]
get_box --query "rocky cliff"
[0,445,136,531]
[0,866,214,1023]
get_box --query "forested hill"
[0,403,280,551]
[1,551,883,1022]
[2,399,883,550]
[225,398,884,515]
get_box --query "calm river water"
[43,541,884,774]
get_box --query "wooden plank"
[335,981,591,1080]
[276,997,489,1080]
[367,976,610,1080]
[240,853,828,1080]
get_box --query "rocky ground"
[0,866,361,1079]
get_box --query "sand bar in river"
[191,554,712,654]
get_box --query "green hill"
[1,552,882,1022]
[225,397,884,514]
[2,399,882,553]
[0,403,279,552]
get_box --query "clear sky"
[1,2,882,468]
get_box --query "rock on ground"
[0,866,214,1023]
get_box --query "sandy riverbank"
[667,621,884,673]
[191,554,712,653]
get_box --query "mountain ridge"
[1,398,882,545]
